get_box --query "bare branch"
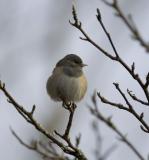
[30,105,36,115]
[102,0,149,52]
[0,80,87,160]
[11,128,71,160]
[89,94,145,160]
[92,120,117,160]
[97,92,129,111]
[127,89,149,106]
[69,6,149,105]
[113,83,149,133]
[95,9,149,104]
[145,73,149,88]
[75,134,81,148]
[96,8,119,58]
[10,128,52,159]
[69,6,117,61]
[62,103,77,139]
[97,82,149,134]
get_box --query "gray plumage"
[46,54,87,103]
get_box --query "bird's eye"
[74,61,79,64]
[74,60,81,64]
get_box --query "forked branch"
[102,0,149,52]
[70,5,149,134]
[0,80,87,160]
[89,93,145,160]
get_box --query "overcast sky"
[0,0,149,160]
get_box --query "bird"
[46,54,87,105]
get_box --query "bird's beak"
[81,63,88,67]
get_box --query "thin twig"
[96,8,119,58]
[113,83,149,133]
[69,5,117,61]
[97,92,129,111]
[0,80,87,160]
[70,3,149,134]
[102,0,149,52]
[11,128,70,160]
[92,120,117,160]
[63,103,77,139]
[10,128,52,159]
[98,82,149,133]
[69,5,149,105]
[95,9,149,104]
[89,94,145,160]
[127,89,149,106]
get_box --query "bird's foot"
[62,101,76,112]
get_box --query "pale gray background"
[0,0,149,159]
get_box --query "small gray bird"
[46,54,87,104]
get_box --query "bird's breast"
[46,67,87,102]
[57,73,87,102]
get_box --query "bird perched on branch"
[46,54,87,105]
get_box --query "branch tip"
[91,90,97,105]
[7,98,12,103]
[140,112,144,120]
[145,72,149,88]
[80,37,87,41]
[30,105,36,115]
[140,125,149,133]
[0,81,5,89]
[69,5,82,28]
[96,8,102,21]
[113,82,119,88]
[75,133,81,147]
[131,62,135,73]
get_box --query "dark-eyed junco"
[46,54,87,104]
